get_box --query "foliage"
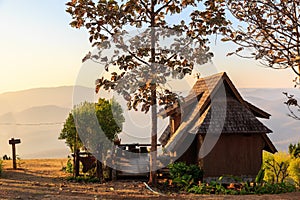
[61,158,74,174]
[254,182,296,194]
[262,151,300,187]
[72,99,124,154]
[95,98,124,141]
[263,151,290,184]
[59,98,124,152]
[289,142,300,158]
[188,180,296,195]
[59,113,80,153]
[255,168,265,184]
[226,0,300,124]
[288,158,300,186]
[2,155,11,160]
[66,0,230,184]
[282,92,300,120]
[168,162,203,191]
[225,0,300,78]
[60,98,124,180]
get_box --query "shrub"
[263,151,291,184]
[168,162,203,191]
[188,179,296,195]
[288,158,300,186]
[61,158,74,174]
[254,182,296,194]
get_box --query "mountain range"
[0,86,299,159]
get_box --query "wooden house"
[158,72,277,178]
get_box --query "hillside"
[239,88,300,152]
[0,86,299,158]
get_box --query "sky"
[0,0,297,94]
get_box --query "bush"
[255,182,296,194]
[168,162,203,191]
[289,158,300,186]
[188,179,296,195]
[61,158,74,174]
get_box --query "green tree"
[289,142,300,158]
[66,0,229,185]
[59,113,81,153]
[59,98,124,178]
[60,98,124,150]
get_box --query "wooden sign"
[9,138,21,145]
[8,138,21,170]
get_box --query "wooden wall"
[199,133,265,177]
[170,113,181,136]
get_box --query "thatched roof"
[158,72,276,153]
[194,97,272,134]
[158,72,270,119]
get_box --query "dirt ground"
[0,159,299,200]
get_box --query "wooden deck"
[111,143,166,178]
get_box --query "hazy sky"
[0,0,296,94]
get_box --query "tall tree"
[224,0,300,80]
[66,0,229,185]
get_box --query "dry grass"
[0,159,299,200]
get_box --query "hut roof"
[159,72,277,153]
[158,72,270,119]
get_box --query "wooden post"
[8,138,21,170]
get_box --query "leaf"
[82,52,91,63]
[274,58,287,63]
[101,56,108,62]
[221,37,231,42]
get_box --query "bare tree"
[282,92,300,120]
[223,0,300,123]
[224,0,300,79]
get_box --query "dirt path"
[0,159,299,200]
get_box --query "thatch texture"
[158,72,276,153]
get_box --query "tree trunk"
[96,160,103,182]
[74,149,80,177]
[149,88,157,185]
[148,0,157,185]
[96,144,104,182]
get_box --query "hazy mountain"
[0,87,72,116]
[0,105,70,123]
[239,88,300,152]
[0,86,95,115]
[0,86,90,159]
[0,86,299,159]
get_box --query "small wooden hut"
[159,72,277,178]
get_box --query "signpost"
[9,138,21,169]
